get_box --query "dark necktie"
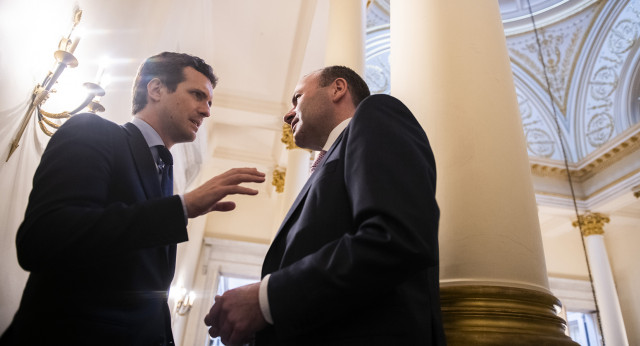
[156,145,173,197]
[310,150,327,174]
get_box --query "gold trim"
[441,285,578,345]
[530,126,640,181]
[38,120,54,137]
[572,212,609,237]
[39,109,71,119]
[272,168,285,193]
[535,166,640,203]
[40,115,61,129]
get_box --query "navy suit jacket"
[256,94,446,345]
[2,113,188,346]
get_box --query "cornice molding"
[530,124,640,181]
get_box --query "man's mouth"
[190,119,201,129]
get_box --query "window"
[208,275,260,346]
[567,311,601,346]
[180,238,268,346]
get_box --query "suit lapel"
[123,123,161,200]
[270,130,347,249]
[123,123,174,282]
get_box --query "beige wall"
[541,213,640,344]
[605,221,640,345]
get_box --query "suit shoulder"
[63,112,117,128]
[57,113,121,136]
[49,113,125,151]
[359,93,405,108]
[353,94,414,123]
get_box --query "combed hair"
[317,65,371,107]
[131,52,218,114]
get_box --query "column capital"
[572,212,610,237]
[272,168,286,193]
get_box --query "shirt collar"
[322,118,351,151]
[131,117,164,148]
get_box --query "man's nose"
[283,109,295,124]
[200,103,211,118]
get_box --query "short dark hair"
[132,52,218,114]
[317,65,370,107]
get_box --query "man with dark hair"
[205,66,445,345]
[1,52,265,346]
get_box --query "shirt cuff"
[178,194,188,225]
[259,274,274,324]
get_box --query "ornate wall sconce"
[6,7,106,161]
[175,287,196,316]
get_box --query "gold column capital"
[272,168,286,193]
[572,212,610,237]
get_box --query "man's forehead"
[295,72,319,92]
[183,68,213,92]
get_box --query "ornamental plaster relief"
[507,5,598,123]
[580,0,640,157]
[363,0,639,166]
[518,90,560,159]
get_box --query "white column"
[391,0,548,296]
[390,1,574,344]
[325,0,366,74]
[276,125,311,238]
[574,213,629,346]
[281,148,311,215]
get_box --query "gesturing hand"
[184,167,265,218]
[204,282,267,346]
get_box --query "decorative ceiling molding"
[366,0,389,28]
[501,0,601,36]
[535,166,640,210]
[530,123,640,181]
[575,0,640,158]
[507,3,601,119]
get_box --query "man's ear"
[147,78,164,102]
[331,78,348,103]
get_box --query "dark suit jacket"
[256,94,446,345]
[1,113,188,346]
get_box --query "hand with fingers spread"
[184,167,265,218]
[204,282,267,346]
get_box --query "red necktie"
[309,150,327,174]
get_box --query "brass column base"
[441,285,579,345]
